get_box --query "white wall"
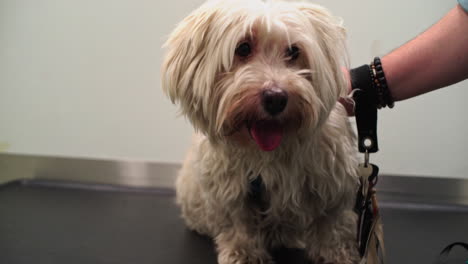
[1,0,467,178]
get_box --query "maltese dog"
[162,0,360,263]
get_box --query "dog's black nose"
[262,87,288,116]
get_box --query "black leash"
[441,242,468,255]
[435,242,468,264]
[351,65,385,264]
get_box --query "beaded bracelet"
[370,57,394,109]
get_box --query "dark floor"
[1,181,467,264]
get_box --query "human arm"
[382,4,468,101]
[343,4,468,110]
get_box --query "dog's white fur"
[162,0,360,263]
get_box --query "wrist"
[350,57,394,109]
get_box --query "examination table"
[1,154,467,264]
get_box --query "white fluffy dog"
[162,0,360,263]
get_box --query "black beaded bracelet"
[371,57,394,109]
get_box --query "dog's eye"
[235,42,252,57]
[286,45,300,61]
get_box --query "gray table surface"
[1,180,467,264]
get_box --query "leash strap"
[351,65,379,153]
[351,65,385,263]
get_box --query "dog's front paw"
[216,231,273,264]
[217,248,274,264]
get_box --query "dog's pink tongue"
[250,120,284,151]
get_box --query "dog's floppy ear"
[295,3,349,106]
[161,5,219,131]
[295,3,347,62]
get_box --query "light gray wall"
[1,0,467,178]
